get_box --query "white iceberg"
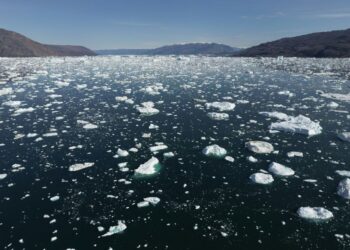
[0,173,7,180]
[150,144,168,152]
[83,123,98,130]
[259,111,289,120]
[0,87,13,96]
[134,157,160,176]
[144,197,161,205]
[101,221,127,237]
[297,207,333,220]
[69,162,95,172]
[268,162,295,176]
[337,178,350,199]
[117,148,129,157]
[269,115,322,136]
[136,106,159,116]
[202,144,227,158]
[249,173,274,184]
[287,151,304,158]
[245,141,274,154]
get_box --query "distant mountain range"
[0,28,96,57]
[95,43,241,56]
[238,28,350,58]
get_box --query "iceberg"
[268,162,295,176]
[205,102,235,111]
[101,221,127,237]
[287,151,304,158]
[134,157,160,176]
[69,162,95,172]
[245,141,274,154]
[150,144,168,152]
[259,111,289,120]
[117,148,129,157]
[83,123,98,129]
[249,173,274,184]
[0,173,7,180]
[136,106,159,116]
[269,115,322,136]
[0,87,13,96]
[337,178,350,199]
[297,207,333,220]
[144,197,161,205]
[335,170,350,177]
[338,132,350,142]
[202,144,227,158]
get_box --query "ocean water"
[0,56,350,249]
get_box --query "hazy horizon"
[1,0,350,49]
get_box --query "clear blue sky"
[1,0,350,49]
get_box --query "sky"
[1,0,350,49]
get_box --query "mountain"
[238,28,350,58]
[95,43,240,56]
[0,28,96,57]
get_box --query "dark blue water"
[0,56,350,249]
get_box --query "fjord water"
[0,56,350,249]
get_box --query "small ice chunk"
[137,201,150,208]
[202,144,227,158]
[150,144,168,152]
[335,170,350,177]
[143,197,161,205]
[249,173,274,184]
[136,106,159,116]
[259,111,289,120]
[69,162,95,172]
[207,112,229,120]
[163,152,175,158]
[287,151,304,158]
[101,221,127,237]
[247,156,258,163]
[338,132,350,142]
[245,141,274,154]
[134,157,160,175]
[117,148,129,157]
[83,123,98,130]
[297,207,333,220]
[0,173,7,180]
[337,178,350,199]
[268,162,295,176]
[225,156,235,162]
[0,87,13,96]
[50,196,60,202]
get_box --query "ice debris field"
[0,56,350,249]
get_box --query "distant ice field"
[0,56,350,249]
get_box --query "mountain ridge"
[0,28,96,57]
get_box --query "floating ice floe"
[337,178,350,199]
[115,96,129,102]
[269,115,322,136]
[2,100,21,108]
[202,144,227,158]
[245,141,274,154]
[335,170,350,177]
[69,162,95,172]
[327,101,339,108]
[0,173,7,180]
[134,157,160,176]
[287,151,304,158]
[297,207,334,220]
[143,197,161,205]
[247,156,258,163]
[117,148,129,157]
[337,132,350,142]
[249,173,274,184]
[163,152,175,158]
[321,92,350,102]
[0,87,13,96]
[207,112,229,120]
[101,221,127,237]
[205,102,235,111]
[225,156,235,162]
[268,162,295,176]
[83,123,98,130]
[13,107,35,116]
[136,101,159,116]
[150,144,168,152]
[50,196,60,202]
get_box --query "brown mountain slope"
[0,28,96,57]
[238,28,350,58]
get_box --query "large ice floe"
[134,157,160,176]
[202,144,227,158]
[337,178,350,199]
[268,162,295,176]
[269,115,322,136]
[297,207,334,220]
[249,173,274,184]
[245,141,274,154]
[205,102,235,111]
[101,221,127,237]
